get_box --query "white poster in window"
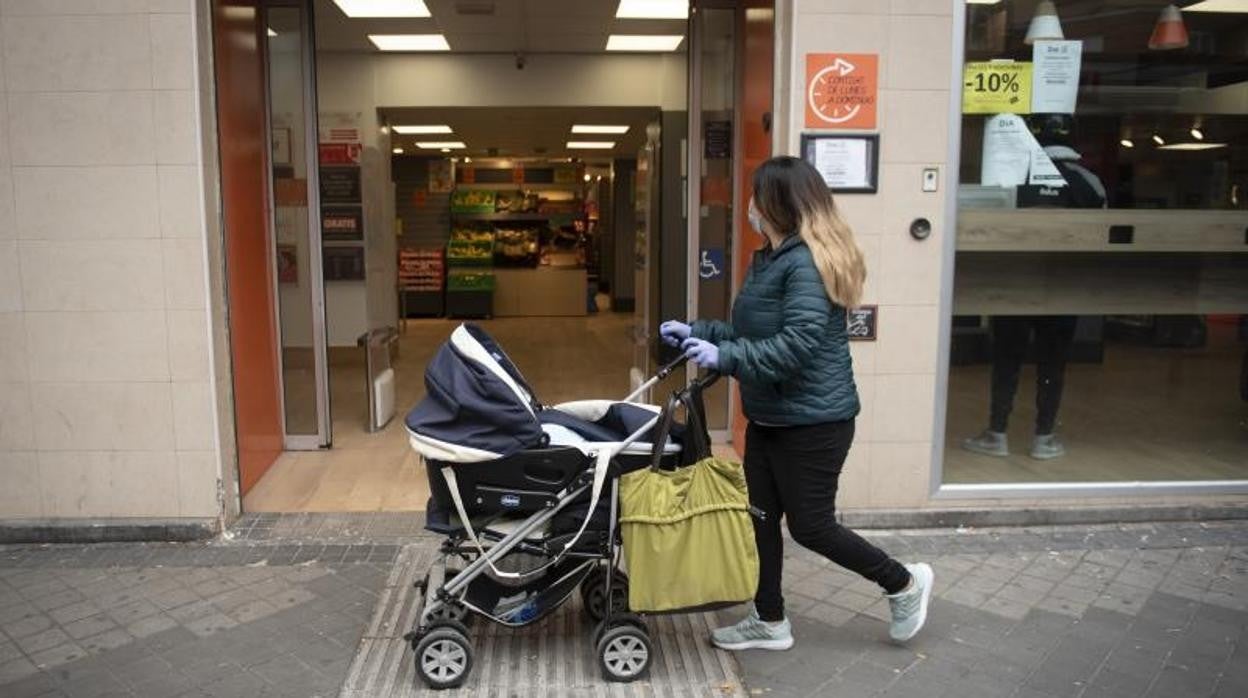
[813,138,870,190]
[1031,40,1082,114]
[981,114,1066,188]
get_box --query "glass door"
[688,0,738,436]
[631,125,661,395]
[264,0,330,448]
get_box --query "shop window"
[945,1,1248,486]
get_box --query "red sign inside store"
[319,143,361,166]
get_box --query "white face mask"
[748,204,764,236]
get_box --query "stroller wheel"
[591,613,646,648]
[414,626,473,690]
[427,601,471,627]
[581,568,629,623]
[597,624,652,683]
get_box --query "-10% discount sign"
[962,61,1033,115]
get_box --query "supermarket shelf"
[452,212,553,222]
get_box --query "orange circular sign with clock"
[805,53,878,130]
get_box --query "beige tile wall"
[0,0,222,521]
[782,0,954,509]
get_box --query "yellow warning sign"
[963,62,1033,115]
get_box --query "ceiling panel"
[381,106,659,159]
[315,0,686,54]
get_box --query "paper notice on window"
[813,138,870,189]
[1031,40,1082,114]
[981,114,1066,188]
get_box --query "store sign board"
[1031,40,1082,114]
[322,206,363,241]
[805,53,878,130]
[319,143,361,165]
[704,120,731,158]
[320,167,361,204]
[323,245,365,281]
[847,305,877,341]
[962,61,1033,114]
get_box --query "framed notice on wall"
[800,133,879,194]
[846,305,877,341]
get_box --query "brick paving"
[730,520,1248,698]
[0,516,1243,697]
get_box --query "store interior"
[244,0,697,511]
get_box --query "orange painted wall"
[212,0,284,494]
[732,1,775,456]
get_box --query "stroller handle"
[622,354,690,403]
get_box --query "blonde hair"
[752,156,867,308]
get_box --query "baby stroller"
[403,324,715,689]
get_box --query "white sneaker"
[710,608,794,651]
[1030,434,1066,460]
[887,563,934,643]
[962,430,1009,457]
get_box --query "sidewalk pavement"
[0,514,1243,697]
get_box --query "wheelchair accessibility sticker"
[699,248,725,280]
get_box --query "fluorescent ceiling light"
[966,0,1002,4]
[1153,134,1166,145]
[368,34,449,51]
[567,141,616,149]
[1120,139,1134,148]
[1184,1,1248,12]
[572,125,630,134]
[392,147,404,154]
[393,125,453,134]
[334,0,430,18]
[616,0,688,19]
[267,28,277,37]
[417,141,466,149]
[1158,142,1228,150]
[1190,128,1204,140]
[606,35,685,52]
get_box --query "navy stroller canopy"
[406,324,546,463]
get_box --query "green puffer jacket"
[691,235,860,426]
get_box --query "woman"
[661,156,933,650]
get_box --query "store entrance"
[242,0,701,512]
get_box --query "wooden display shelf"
[957,210,1248,254]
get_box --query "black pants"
[989,316,1078,436]
[745,420,911,622]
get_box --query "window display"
[945,1,1248,486]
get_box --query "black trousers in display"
[988,316,1078,436]
[744,420,911,622]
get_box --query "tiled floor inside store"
[944,322,1248,483]
[248,312,1248,510]
[244,313,687,512]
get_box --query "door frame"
[262,0,331,450]
[687,0,730,443]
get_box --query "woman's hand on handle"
[659,320,691,347]
[681,338,720,371]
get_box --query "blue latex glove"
[659,320,691,347]
[682,338,719,370]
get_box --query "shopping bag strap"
[648,379,712,470]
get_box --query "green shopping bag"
[618,384,758,613]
